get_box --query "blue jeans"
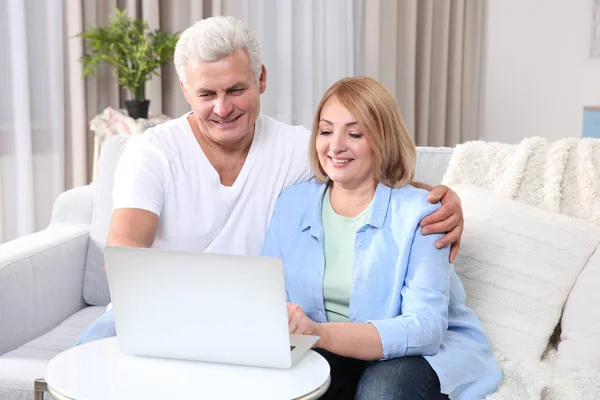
[76,309,117,345]
[315,349,448,400]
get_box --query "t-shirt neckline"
[182,112,262,191]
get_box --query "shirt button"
[356,242,362,247]
[353,276,358,280]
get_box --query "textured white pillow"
[558,245,600,369]
[452,184,600,362]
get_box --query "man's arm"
[411,181,464,263]
[106,208,159,248]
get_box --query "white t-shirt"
[113,113,312,256]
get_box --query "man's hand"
[420,185,464,263]
[287,303,327,347]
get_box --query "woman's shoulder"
[278,180,324,204]
[389,184,441,216]
[271,180,324,227]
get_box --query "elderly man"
[78,15,464,344]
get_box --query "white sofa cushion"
[0,306,104,398]
[451,184,600,362]
[558,245,600,369]
[84,136,130,306]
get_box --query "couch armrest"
[50,184,96,226]
[415,146,454,187]
[0,224,90,355]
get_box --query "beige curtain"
[65,0,216,186]
[361,0,487,147]
[1,0,67,242]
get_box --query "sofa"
[0,136,598,400]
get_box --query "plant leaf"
[76,6,179,98]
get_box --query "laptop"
[103,245,319,369]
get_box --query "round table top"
[45,337,330,400]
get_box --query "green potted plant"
[78,8,179,119]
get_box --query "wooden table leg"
[33,378,48,400]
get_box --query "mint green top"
[321,185,373,322]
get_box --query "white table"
[45,337,330,400]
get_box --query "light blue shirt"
[262,181,501,400]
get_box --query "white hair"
[174,16,263,85]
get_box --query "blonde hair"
[310,77,416,188]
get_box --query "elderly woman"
[261,77,501,400]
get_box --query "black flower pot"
[125,99,150,120]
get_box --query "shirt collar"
[300,183,328,237]
[300,181,392,235]
[366,183,392,229]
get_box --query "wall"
[481,0,600,143]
